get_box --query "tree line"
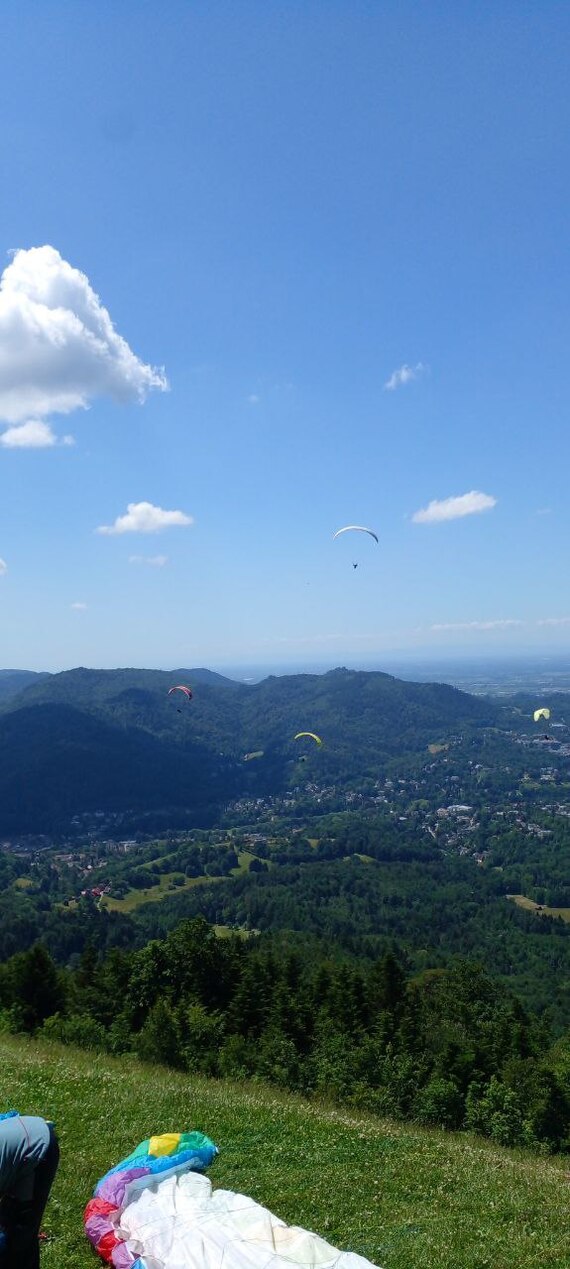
[1,917,569,1154]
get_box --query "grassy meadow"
[507,893,570,923]
[0,1036,569,1268]
[101,848,258,913]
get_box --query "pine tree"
[9,944,64,1032]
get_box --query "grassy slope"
[101,849,256,913]
[1,1038,569,1269]
[508,892,570,923]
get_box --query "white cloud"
[0,419,76,448]
[412,490,497,524]
[384,362,427,391]
[431,619,523,632]
[0,419,58,448]
[71,601,87,611]
[97,501,193,535]
[248,393,260,405]
[537,617,570,627]
[129,554,169,567]
[536,508,552,516]
[0,245,167,434]
[0,559,7,576]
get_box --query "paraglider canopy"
[533,708,550,722]
[333,525,379,544]
[168,685,193,701]
[294,731,323,746]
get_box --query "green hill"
[4,1034,569,1269]
[0,666,501,832]
[0,670,49,703]
[0,703,241,833]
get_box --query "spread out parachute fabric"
[85,1134,381,1269]
[294,731,323,746]
[84,1131,218,1267]
[533,707,550,722]
[332,526,379,544]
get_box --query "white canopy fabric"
[118,1170,381,1269]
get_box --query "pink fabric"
[111,1243,137,1269]
[85,1214,116,1245]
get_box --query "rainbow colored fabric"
[84,1130,218,1268]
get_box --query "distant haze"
[3,653,569,697]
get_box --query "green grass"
[234,850,256,871]
[212,924,253,939]
[102,850,257,913]
[1,1035,570,1269]
[507,893,570,923]
[101,872,216,913]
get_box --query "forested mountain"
[0,669,50,703]
[0,666,501,832]
[2,665,570,1146]
[0,703,240,833]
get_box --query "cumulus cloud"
[431,619,523,632]
[0,559,7,576]
[0,245,167,437]
[412,490,497,524]
[71,601,87,611]
[1,420,56,448]
[537,617,570,627]
[97,501,193,535]
[129,554,169,567]
[384,362,427,391]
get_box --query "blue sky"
[1,1,570,671]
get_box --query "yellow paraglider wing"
[294,732,323,746]
[533,708,551,722]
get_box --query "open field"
[2,1035,570,1269]
[101,871,215,912]
[101,849,258,913]
[507,893,570,923]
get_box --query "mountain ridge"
[0,666,501,833]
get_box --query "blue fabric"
[95,1141,217,1194]
[0,1117,50,1202]
[0,1115,18,1124]
[0,1126,59,1268]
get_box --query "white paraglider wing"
[333,525,379,544]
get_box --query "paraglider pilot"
[0,1114,59,1267]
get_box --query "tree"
[414,1077,463,1129]
[138,999,185,1069]
[9,945,64,1032]
[465,1077,525,1147]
